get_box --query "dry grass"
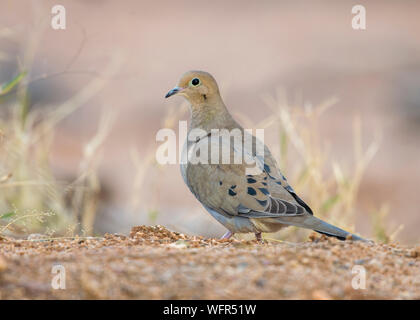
[0,23,122,237]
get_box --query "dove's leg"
[221,230,233,239]
[255,232,262,241]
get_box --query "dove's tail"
[275,215,367,241]
[311,216,365,241]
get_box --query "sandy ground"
[0,225,419,300]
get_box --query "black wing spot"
[264,164,271,173]
[219,181,223,186]
[247,187,257,196]
[228,189,237,196]
[258,188,269,195]
[247,178,257,183]
[231,185,237,189]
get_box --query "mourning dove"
[165,71,365,241]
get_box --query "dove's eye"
[191,78,200,86]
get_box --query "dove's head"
[165,71,221,105]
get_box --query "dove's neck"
[189,96,240,133]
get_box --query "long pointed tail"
[275,215,367,241]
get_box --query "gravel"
[0,225,419,299]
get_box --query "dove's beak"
[165,86,183,98]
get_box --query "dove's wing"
[185,131,311,218]
[185,132,367,242]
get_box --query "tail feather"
[315,230,346,241]
[274,215,367,242]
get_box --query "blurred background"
[0,0,419,243]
